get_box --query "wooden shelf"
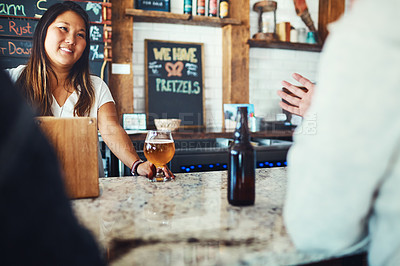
[125,8,241,27]
[248,39,323,52]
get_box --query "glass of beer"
[144,130,175,182]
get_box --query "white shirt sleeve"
[4,65,26,83]
[89,75,115,118]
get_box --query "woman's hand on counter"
[159,165,175,179]
[137,161,175,179]
[277,73,316,117]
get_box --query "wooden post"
[109,0,134,122]
[222,0,250,104]
[318,0,345,44]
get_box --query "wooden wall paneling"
[222,0,250,104]
[110,0,134,122]
[318,0,346,44]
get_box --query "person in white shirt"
[7,1,173,179]
[283,0,400,265]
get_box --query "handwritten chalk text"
[156,78,200,95]
[0,4,26,16]
[153,47,198,63]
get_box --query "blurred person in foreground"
[283,0,400,265]
[0,68,105,265]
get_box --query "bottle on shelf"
[306,31,317,44]
[183,0,193,14]
[208,0,218,17]
[228,107,256,206]
[197,0,206,16]
[219,0,229,19]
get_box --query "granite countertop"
[72,168,332,265]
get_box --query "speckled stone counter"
[72,168,332,265]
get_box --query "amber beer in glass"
[228,107,255,206]
[144,130,175,182]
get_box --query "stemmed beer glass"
[144,130,175,182]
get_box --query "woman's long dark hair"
[16,1,94,116]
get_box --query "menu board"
[0,0,108,76]
[145,39,204,128]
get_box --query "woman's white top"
[6,65,114,118]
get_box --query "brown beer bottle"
[228,107,255,206]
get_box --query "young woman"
[7,1,173,179]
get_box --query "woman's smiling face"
[44,10,87,71]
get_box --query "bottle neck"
[234,108,250,143]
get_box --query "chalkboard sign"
[145,39,204,128]
[0,1,110,78]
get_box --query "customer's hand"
[137,161,175,179]
[277,73,316,117]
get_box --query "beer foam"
[145,139,174,144]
